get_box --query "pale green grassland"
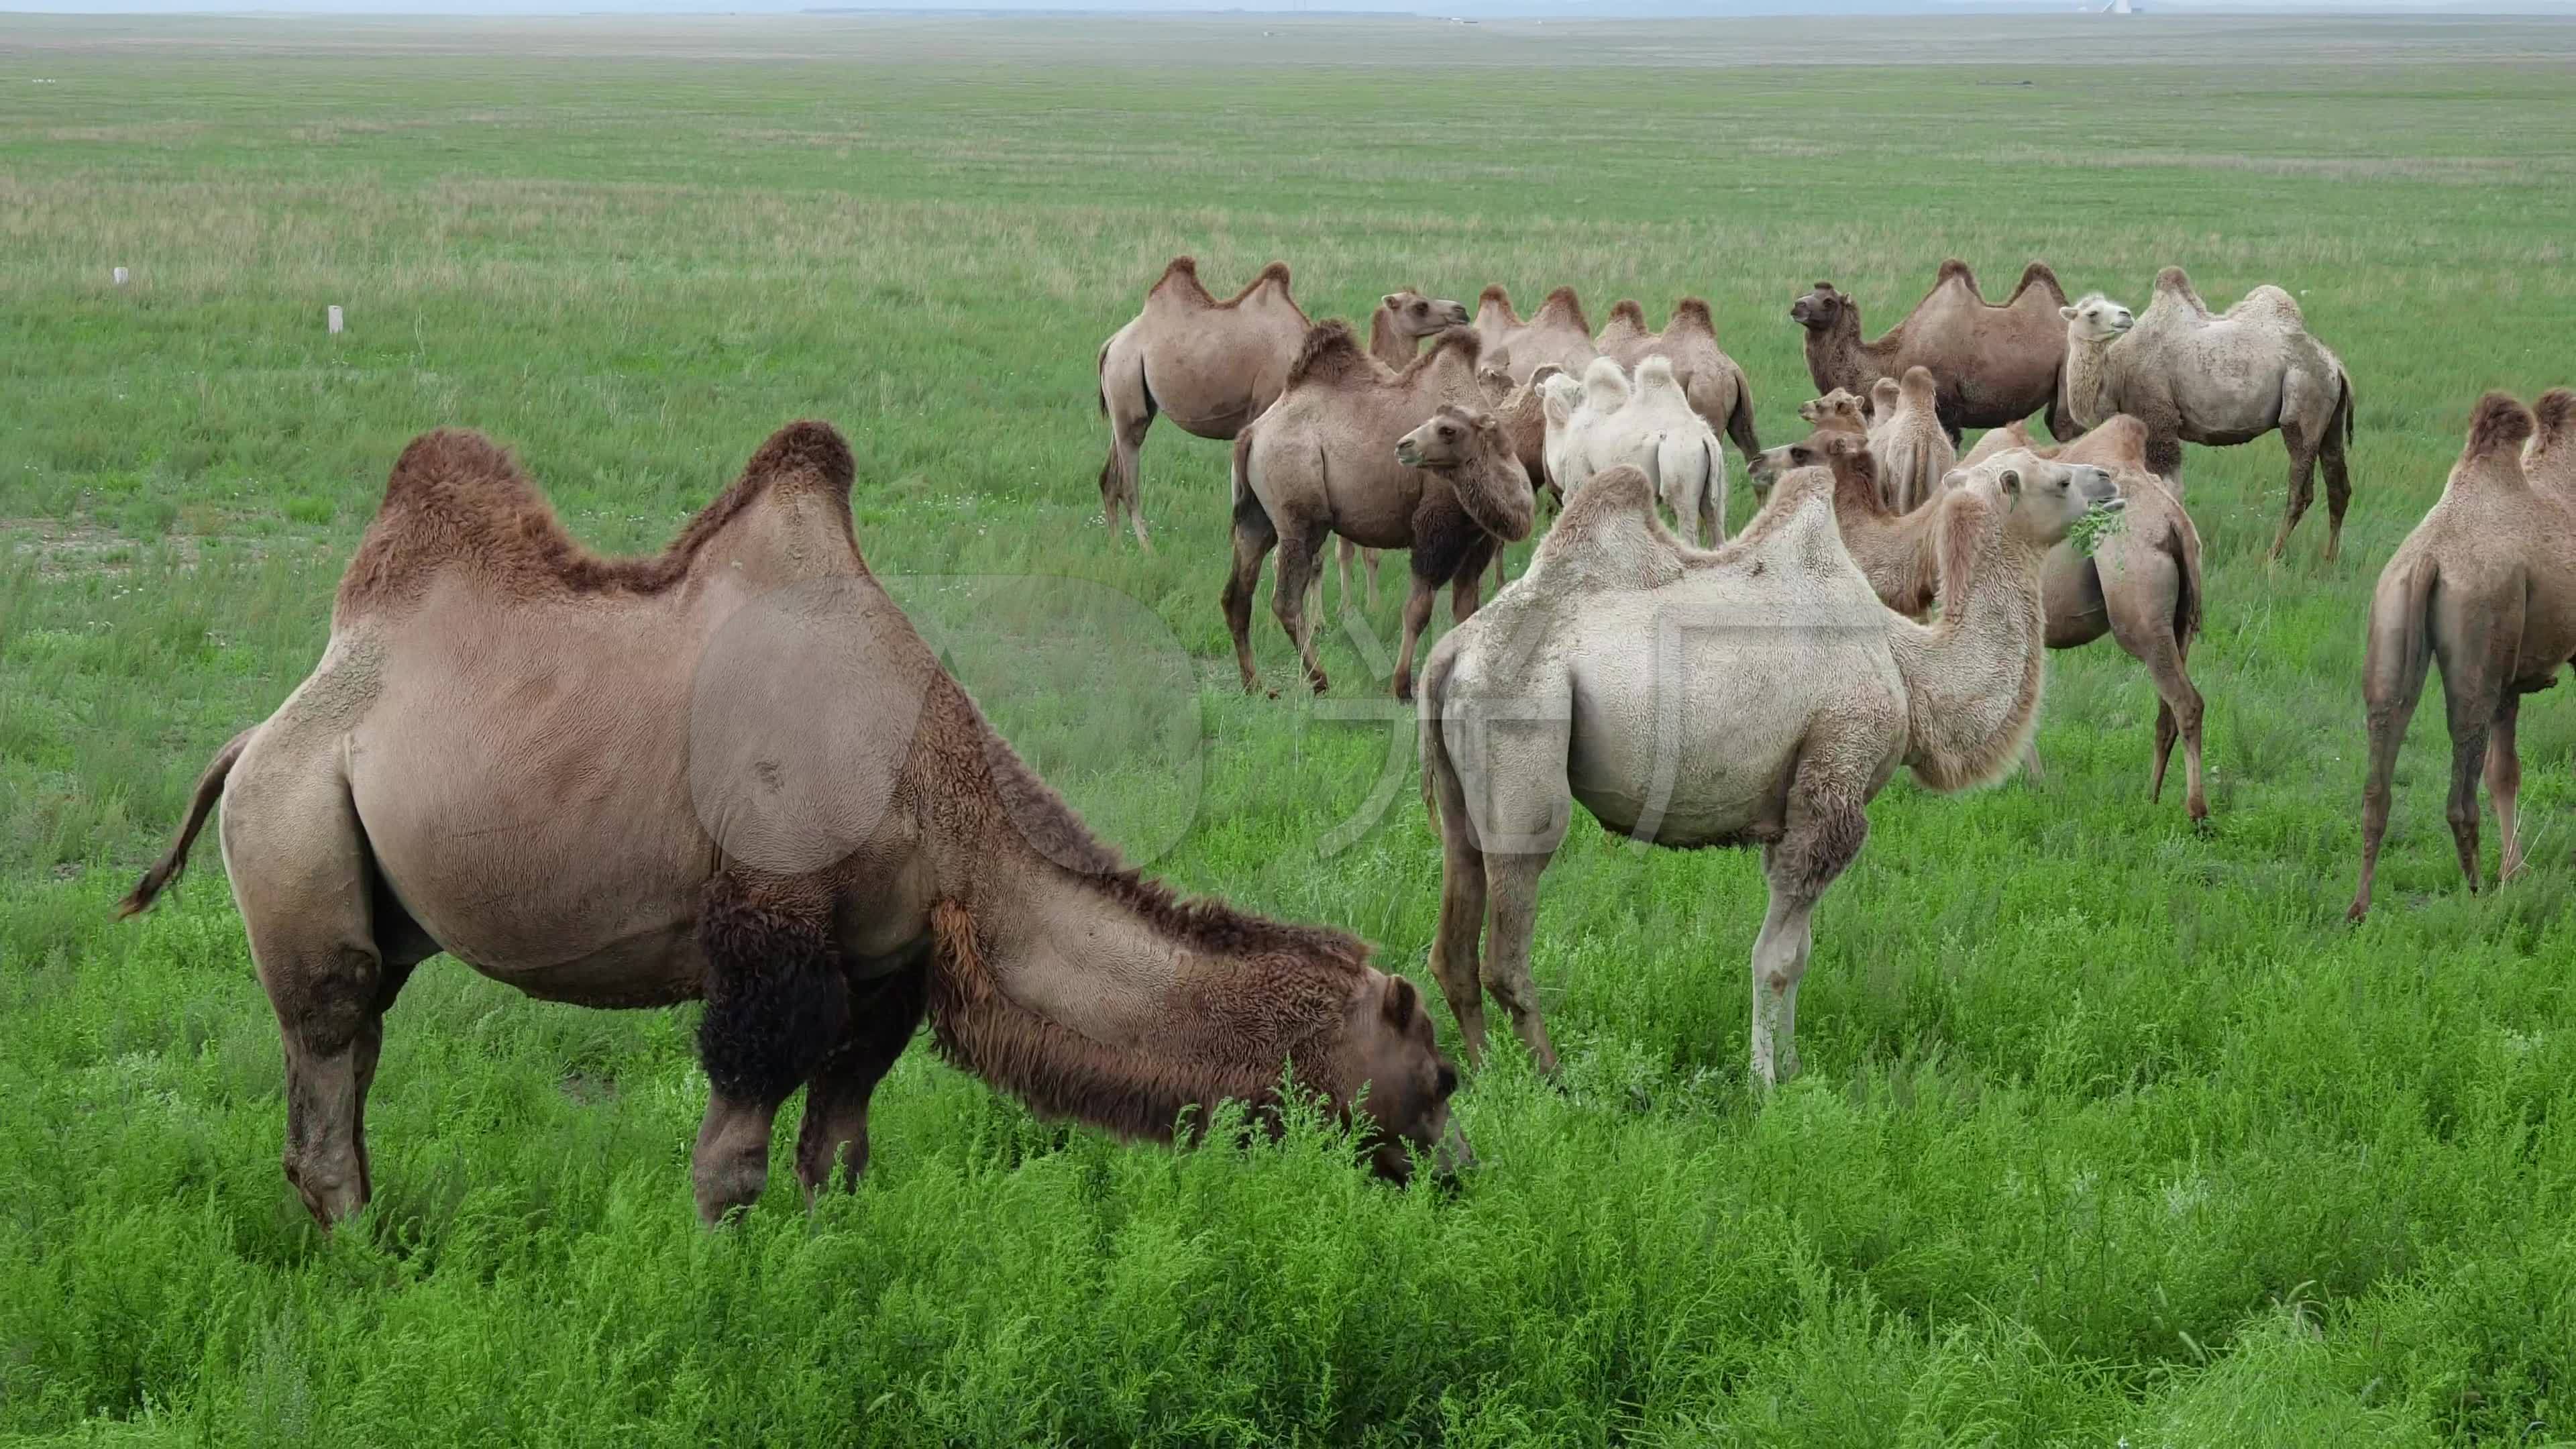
[5,15,2576,1444]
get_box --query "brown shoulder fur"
[336,420,854,616]
[1284,319,1380,390]
[2465,391,2535,460]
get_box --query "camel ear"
[2059,306,2078,321]
[1383,294,1401,310]
[1382,975,1419,1029]
[1995,466,2023,498]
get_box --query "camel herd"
[115,253,2572,1225]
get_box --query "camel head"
[1798,389,1870,435]
[1748,428,1872,500]
[1382,289,1472,343]
[1395,405,1509,473]
[2061,293,2135,345]
[1539,370,1584,426]
[1326,971,1468,1184]
[1868,377,1901,423]
[1964,449,2123,548]
[1789,282,1849,333]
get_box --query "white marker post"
[112,266,129,286]
[327,305,343,335]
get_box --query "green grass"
[7,13,2576,1444]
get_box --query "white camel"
[1541,356,1728,545]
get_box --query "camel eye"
[1439,426,1458,440]
[1411,302,1427,315]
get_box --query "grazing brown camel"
[2349,392,2576,920]
[1421,445,2118,1082]
[1226,323,1531,700]
[1758,416,2210,820]
[1791,260,2072,437]
[121,420,1468,1228]
[2061,270,2356,561]
[1593,297,1763,469]
[1473,284,1598,385]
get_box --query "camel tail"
[1230,427,1256,517]
[119,729,253,918]
[2171,514,2204,651]
[1095,336,1110,417]
[1724,372,1761,463]
[2339,370,2356,450]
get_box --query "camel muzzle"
[1394,439,1424,468]
[2076,466,2122,510]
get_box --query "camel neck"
[1368,312,1411,368]
[1889,500,2047,791]
[2063,336,2114,431]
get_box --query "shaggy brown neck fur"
[919,678,1373,1143]
[1829,448,1942,616]
[337,421,854,616]
[1892,490,2047,791]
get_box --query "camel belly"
[1564,641,1835,849]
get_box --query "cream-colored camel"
[1095,258,1464,550]
[1792,260,2072,437]
[2061,268,2356,561]
[1594,297,1763,468]
[1760,417,2211,820]
[1226,323,1530,700]
[120,421,1468,1228]
[1474,285,1598,384]
[1873,367,1957,513]
[2349,391,2576,920]
[1420,443,2118,1083]
[1544,357,1726,546]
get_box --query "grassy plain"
[6,13,2576,1444]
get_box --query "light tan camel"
[1474,285,1598,385]
[1759,416,2210,820]
[1593,297,1763,468]
[1791,260,2072,437]
[1873,366,1958,513]
[1226,324,1531,700]
[2349,391,2576,920]
[2061,268,2356,561]
[1867,377,1902,429]
[1545,358,1726,547]
[1371,288,1472,367]
[120,421,1468,1228]
[1420,443,2118,1083]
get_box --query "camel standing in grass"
[1328,292,1484,613]
[1544,358,1726,547]
[1872,366,1957,513]
[1420,447,2118,1083]
[1226,323,1530,700]
[1762,417,2211,820]
[2349,392,2576,920]
[119,420,1468,1227]
[1474,285,1597,384]
[2060,270,2356,561]
[1594,298,1763,470]
[1792,260,2072,437]
[1095,259,1464,549]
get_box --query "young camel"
[2349,391,2576,920]
[1791,260,2073,438]
[1226,323,1533,700]
[1873,366,1958,514]
[120,421,1467,1228]
[1759,416,2211,820]
[2061,269,2356,561]
[1421,447,2118,1083]
[1473,284,1598,385]
[1593,297,1764,470]
[1096,259,1464,550]
[1332,289,1481,611]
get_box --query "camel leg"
[219,746,413,1227]
[794,962,929,1200]
[1749,758,1869,1088]
[1392,570,1439,704]
[2440,676,2500,897]
[1425,784,1493,1070]
[2489,694,2525,884]
[2349,632,2434,923]
[1450,537,1495,625]
[2269,421,2320,564]
[2021,738,2046,785]
[1362,547,1383,610]
[2106,563,2208,823]
[694,880,849,1224]
[1222,500,1279,694]
[1098,371,1153,551]
[1271,524,1330,695]
[1479,852,1560,1077]
[2320,422,2353,564]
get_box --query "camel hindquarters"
[2267,361,2353,562]
[1096,326,1157,549]
[2097,542,2208,822]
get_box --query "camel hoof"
[2345,898,2370,924]
[1309,674,1330,696]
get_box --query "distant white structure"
[327,305,344,335]
[2099,0,2135,11]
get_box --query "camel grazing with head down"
[2349,391,2576,920]
[1095,258,1465,549]
[1791,260,2072,438]
[1474,285,1598,385]
[1593,298,1763,469]
[121,420,1468,1228]
[2061,268,2356,561]
[1420,445,2119,1083]
[1760,416,2211,820]
[1542,357,1727,547]
[1226,322,1531,700]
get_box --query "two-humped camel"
[1419,445,2118,1083]
[1595,298,1764,472]
[1095,258,1464,549]
[1791,260,2072,438]
[1542,357,1727,546]
[2349,390,2576,920]
[2060,268,2356,561]
[121,420,1468,1228]
[1331,290,1483,612]
[1226,323,1532,700]
[1474,285,1598,384]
